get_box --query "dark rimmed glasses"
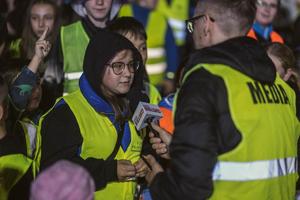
[106,61,140,75]
[186,14,215,33]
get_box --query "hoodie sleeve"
[40,103,118,190]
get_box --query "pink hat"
[30,160,95,200]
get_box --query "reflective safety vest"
[56,90,142,199]
[8,38,21,58]
[61,21,90,94]
[179,63,299,200]
[19,118,37,158]
[247,28,284,44]
[119,5,168,85]
[144,82,162,105]
[0,154,32,200]
[157,0,189,46]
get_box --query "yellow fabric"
[19,118,37,158]
[64,90,143,200]
[0,154,32,200]
[61,21,90,93]
[8,38,21,58]
[180,63,300,200]
[147,82,162,105]
[157,0,189,45]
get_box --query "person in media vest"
[143,0,300,199]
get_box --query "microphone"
[132,102,163,134]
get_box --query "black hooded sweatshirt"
[149,37,300,200]
[39,30,148,190]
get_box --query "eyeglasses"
[186,14,215,33]
[106,61,140,75]
[256,0,278,9]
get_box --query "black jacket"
[149,37,300,200]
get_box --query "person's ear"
[203,15,212,37]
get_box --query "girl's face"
[255,0,278,26]
[124,33,147,65]
[30,3,55,38]
[102,50,136,95]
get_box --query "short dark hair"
[108,17,147,40]
[197,0,256,35]
[266,43,296,71]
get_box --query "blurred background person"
[60,0,121,94]
[248,0,284,45]
[30,160,95,200]
[8,0,63,113]
[119,0,179,96]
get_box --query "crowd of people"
[1,0,300,199]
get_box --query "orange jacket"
[247,28,284,44]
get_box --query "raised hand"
[149,122,172,159]
[35,27,51,60]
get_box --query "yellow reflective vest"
[157,0,189,46]
[38,90,143,200]
[119,4,168,85]
[0,154,32,200]
[60,21,90,94]
[178,63,300,200]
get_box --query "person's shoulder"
[61,20,82,32]
[42,100,74,124]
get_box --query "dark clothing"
[40,103,118,190]
[0,133,32,200]
[149,37,299,200]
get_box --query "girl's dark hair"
[21,0,60,60]
[108,17,147,41]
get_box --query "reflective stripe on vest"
[63,90,143,200]
[146,62,167,74]
[64,71,83,80]
[213,157,297,181]
[148,47,165,58]
[61,21,89,93]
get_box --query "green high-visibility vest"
[119,5,168,85]
[157,0,189,46]
[176,63,300,200]
[8,38,21,58]
[19,118,37,158]
[0,154,32,200]
[37,90,143,199]
[61,21,90,94]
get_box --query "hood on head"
[71,0,121,20]
[186,37,276,84]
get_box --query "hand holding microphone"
[132,102,171,159]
